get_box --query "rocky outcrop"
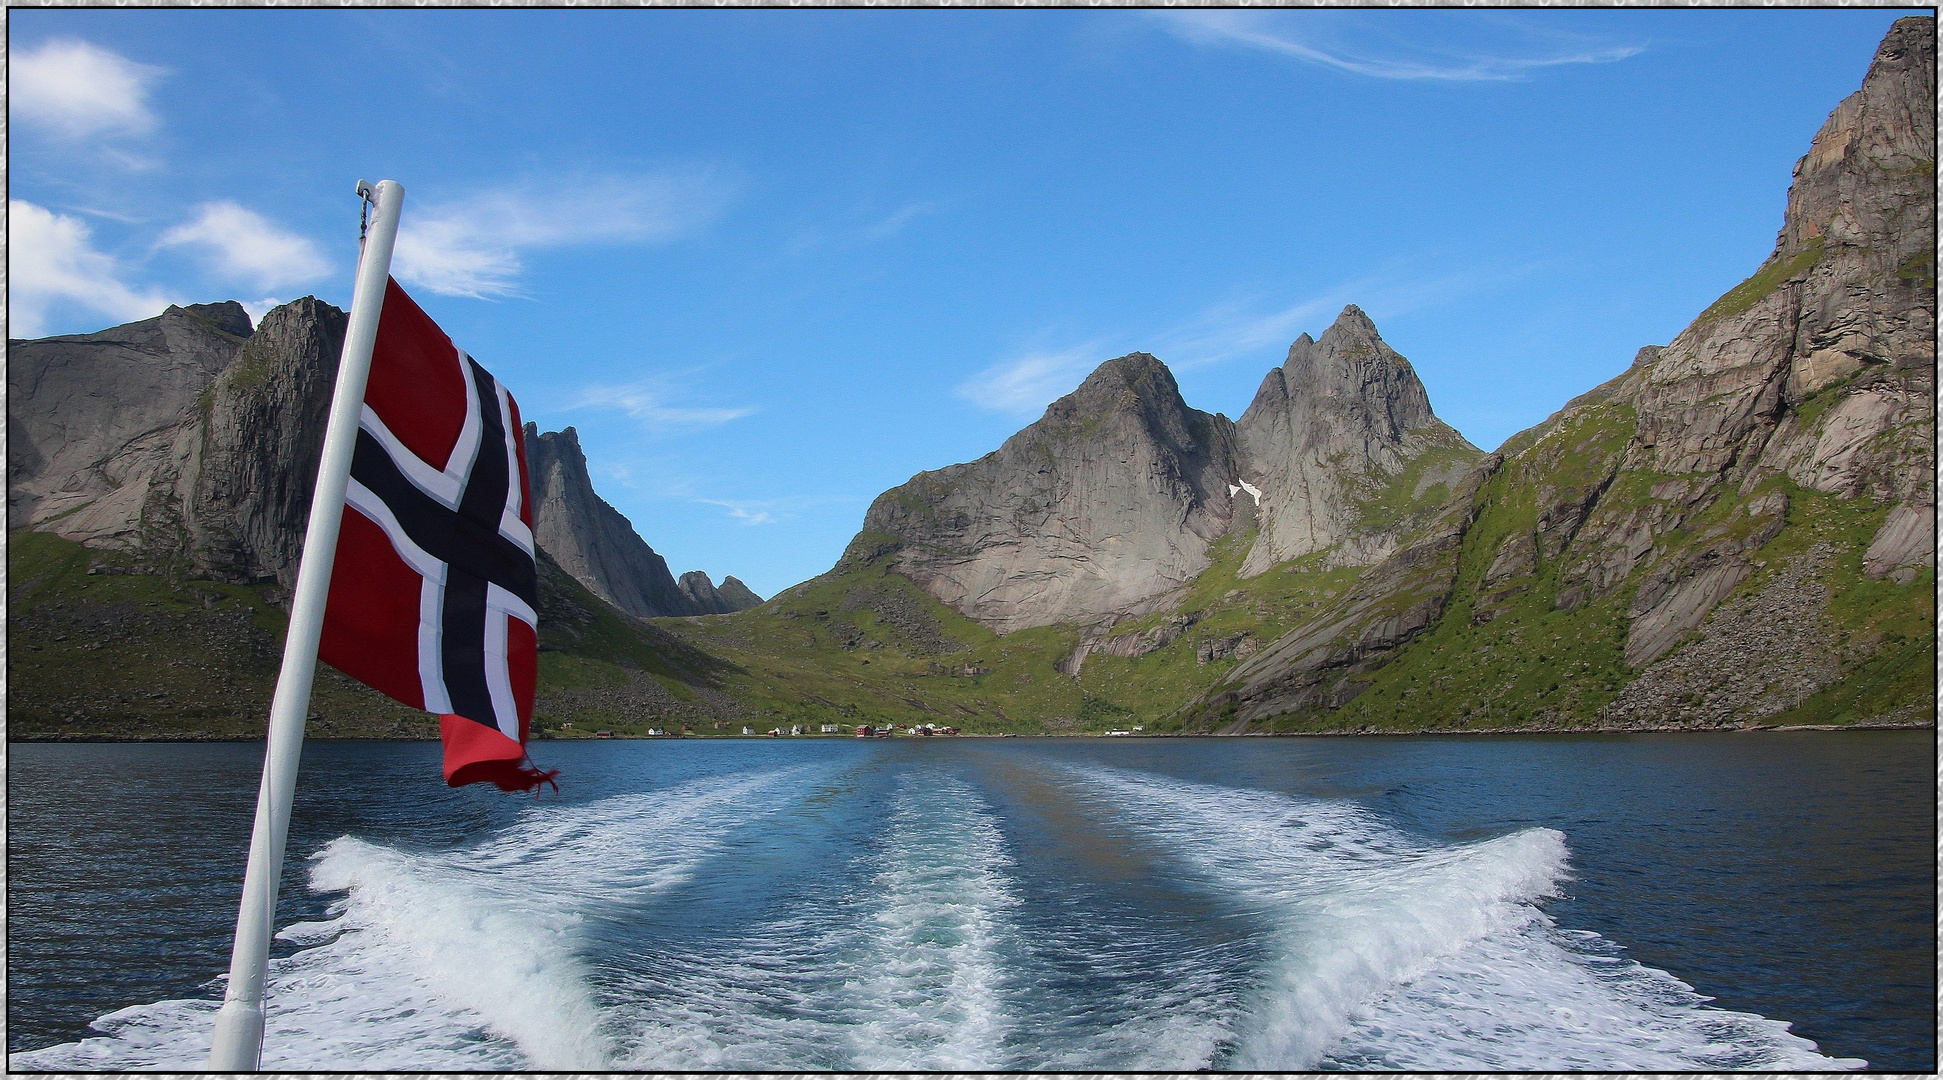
[1631,18,1934,506]
[677,570,764,615]
[1057,612,1201,677]
[1557,17,1933,649]
[178,298,348,587]
[1234,306,1482,576]
[847,353,1242,633]
[9,302,253,551]
[716,575,764,611]
[523,424,697,618]
[1601,545,1843,727]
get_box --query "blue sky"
[10,9,1924,597]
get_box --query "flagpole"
[207,179,404,1072]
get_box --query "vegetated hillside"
[7,528,737,739]
[1189,16,1935,734]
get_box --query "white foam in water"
[10,766,821,1072]
[608,770,1024,1070]
[838,772,1018,1069]
[1065,765,1863,1071]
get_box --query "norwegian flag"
[318,278,555,792]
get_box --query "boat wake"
[8,765,824,1071]
[605,767,1023,1070]
[11,757,1866,1072]
[1059,765,1864,1071]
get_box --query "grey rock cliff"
[846,353,1240,633]
[522,424,697,618]
[1567,17,1934,667]
[11,298,750,620]
[677,570,764,615]
[178,298,349,586]
[1233,306,1481,576]
[9,302,253,550]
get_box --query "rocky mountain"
[10,295,756,737]
[845,322,1475,636]
[1233,306,1483,576]
[1198,15,1935,730]
[846,353,1239,633]
[522,424,703,618]
[678,570,764,614]
[10,302,256,555]
[9,299,349,589]
[672,18,1930,737]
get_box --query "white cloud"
[9,200,173,338]
[1154,12,1640,82]
[700,500,779,526]
[788,200,940,255]
[159,202,330,291]
[12,39,164,139]
[955,342,1108,417]
[860,201,938,242]
[569,378,755,430]
[1151,292,1357,371]
[393,170,734,298]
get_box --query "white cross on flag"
[318,278,555,791]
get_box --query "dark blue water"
[7,733,1934,1070]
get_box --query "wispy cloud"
[9,200,174,338]
[393,169,735,298]
[860,201,938,242]
[955,342,1109,417]
[697,499,779,526]
[955,259,1534,414]
[1154,11,1641,82]
[1150,290,1363,371]
[787,200,940,255]
[12,39,164,139]
[569,377,755,431]
[159,202,330,291]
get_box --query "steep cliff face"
[1234,306,1482,576]
[522,424,698,618]
[8,302,253,552]
[848,353,1241,633]
[178,298,349,587]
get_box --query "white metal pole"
[207,179,404,1072]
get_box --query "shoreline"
[10,719,1933,743]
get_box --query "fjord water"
[8,733,1933,1071]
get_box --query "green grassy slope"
[7,531,736,740]
[667,527,1368,734]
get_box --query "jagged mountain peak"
[1042,352,1190,426]
[1262,306,1435,434]
[1234,308,1474,576]
[851,349,1238,632]
[1775,15,1934,261]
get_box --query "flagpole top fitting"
[356,179,374,201]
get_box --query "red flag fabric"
[318,278,554,792]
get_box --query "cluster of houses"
[738,722,963,737]
[555,720,969,738]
